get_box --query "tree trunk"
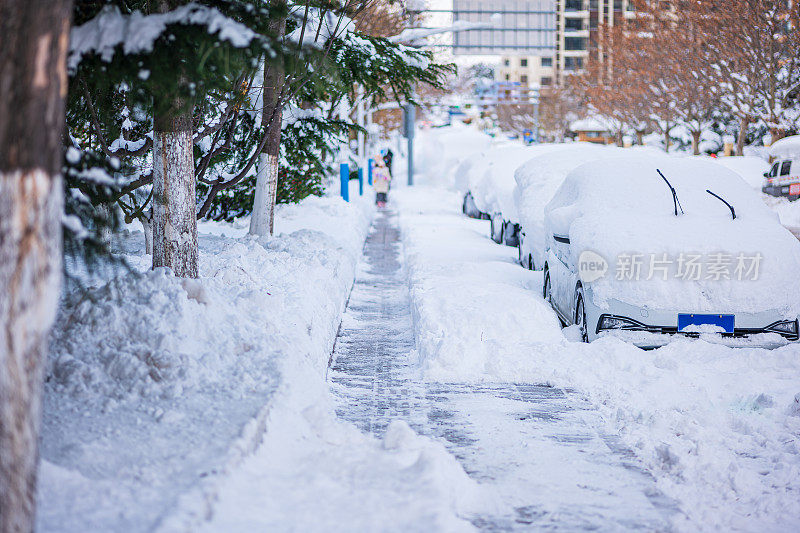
[0,1,71,531]
[736,115,750,156]
[249,2,287,237]
[153,106,198,278]
[663,128,671,152]
[770,128,786,145]
[691,130,702,155]
[141,209,153,255]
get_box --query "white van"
[762,158,800,200]
[763,135,800,200]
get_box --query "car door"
[549,233,574,321]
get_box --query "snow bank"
[197,382,494,532]
[708,155,769,189]
[416,124,493,188]
[38,195,374,532]
[396,183,800,531]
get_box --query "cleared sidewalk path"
[329,208,679,530]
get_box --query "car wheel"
[575,289,588,343]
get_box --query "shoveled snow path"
[329,208,679,530]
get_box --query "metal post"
[358,167,364,196]
[368,158,373,185]
[405,103,415,186]
[340,163,349,202]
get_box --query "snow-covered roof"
[769,135,800,159]
[570,117,610,133]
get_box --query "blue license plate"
[678,313,734,333]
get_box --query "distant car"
[762,158,800,200]
[457,144,552,246]
[763,135,800,200]
[543,155,800,348]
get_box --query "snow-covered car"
[543,155,800,348]
[762,135,800,200]
[514,144,636,270]
[465,144,564,246]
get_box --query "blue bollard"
[340,163,349,202]
[358,167,364,196]
[368,158,374,186]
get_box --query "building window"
[565,18,583,31]
[565,57,584,70]
[520,75,528,84]
[541,77,552,86]
[504,59,510,66]
[564,37,586,51]
[541,57,553,66]
[505,74,510,81]
[520,58,528,67]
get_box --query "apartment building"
[496,55,555,89]
[554,0,635,84]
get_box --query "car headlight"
[598,315,642,331]
[764,319,799,337]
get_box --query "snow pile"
[762,195,800,228]
[545,154,800,314]
[38,194,376,532]
[196,381,496,532]
[415,124,493,188]
[396,187,563,378]
[396,183,800,531]
[707,155,769,189]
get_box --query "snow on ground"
[39,179,493,532]
[39,193,373,532]
[393,130,800,531]
[709,155,769,189]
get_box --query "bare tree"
[0,0,72,530]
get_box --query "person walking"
[373,159,391,207]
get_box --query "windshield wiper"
[656,169,684,216]
[706,189,736,220]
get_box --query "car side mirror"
[763,172,770,178]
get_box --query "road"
[329,208,679,530]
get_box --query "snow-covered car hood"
[545,155,800,315]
